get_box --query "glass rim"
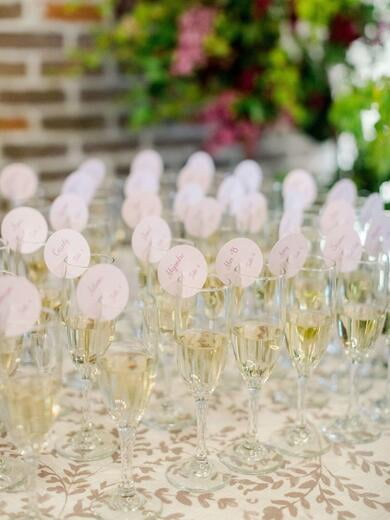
[298,254,336,273]
[180,273,230,293]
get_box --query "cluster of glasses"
[0,152,388,520]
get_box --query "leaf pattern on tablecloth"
[0,378,389,519]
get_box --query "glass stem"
[161,352,173,409]
[246,387,260,448]
[26,453,39,518]
[118,426,136,497]
[80,364,93,434]
[297,374,308,428]
[384,343,390,409]
[195,397,209,468]
[347,359,359,419]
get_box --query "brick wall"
[0,0,335,182]
[0,0,207,179]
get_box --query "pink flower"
[171,7,216,76]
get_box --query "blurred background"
[0,0,389,195]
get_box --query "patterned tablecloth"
[1,362,390,520]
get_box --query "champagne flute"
[273,255,336,457]
[1,318,61,519]
[166,275,229,492]
[93,339,161,519]
[323,257,388,443]
[56,254,117,461]
[219,271,285,474]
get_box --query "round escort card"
[327,178,357,206]
[217,176,246,215]
[236,192,267,234]
[121,190,162,229]
[186,151,215,178]
[320,199,355,237]
[360,193,383,226]
[323,226,362,272]
[1,207,48,254]
[132,216,172,264]
[268,233,310,278]
[279,208,303,239]
[234,160,262,193]
[282,169,317,209]
[124,172,159,196]
[157,245,208,298]
[0,163,38,202]
[44,229,91,279]
[174,183,204,222]
[76,264,129,321]
[215,237,263,287]
[132,149,163,179]
[184,197,222,238]
[365,212,390,256]
[62,171,96,204]
[49,193,89,232]
[79,158,106,188]
[0,275,41,336]
[177,165,212,194]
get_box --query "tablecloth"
[1,360,389,520]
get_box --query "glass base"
[322,414,381,444]
[219,440,283,475]
[56,428,116,462]
[93,488,162,520]
[0,458,26,491]
[144,401,193,432]
[166,457,226,492]
[273,423,329,458]
[366,397,390,428]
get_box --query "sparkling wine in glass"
[93,340,162,519]
[166,276,229,492]
[323,257,388,444]
[273,255,336,457]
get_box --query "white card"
[76,264,129,320]
[62,171,96,204]
[323,226,362,272]
[49,194,89,232]
[132,149,163,179]
[79,158,106,188]
[235,192,267,234]
[365,212,390,256]
[186,151,215,178]
[121,190,162,229]
[1,207,48,254]
[124,172,159,196]
[44,229,91,279]
[0,163,38,202]
[174,183,204,222]
[234,160,262,192]
[215,237,263,287]
[0,275,41,336]
[268,233,310,278]
[132,216,172,264]
[157,245,208,298]
[184,197,222,238]
[320,200,355,237]
[279,208,303,239]
[360,193,383,226]
[217,176,246,215]
[282,169,317,209]
[177,165,212,194]
[327,178,357,206]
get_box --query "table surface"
[1,352,390,520]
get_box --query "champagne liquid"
[177,329,227,394]
[338,303,386,362]
[25,256,47,284]
[232,320,283,387]
[2,374,57,450]
[0,336,23,376]
[66,316,115,366]
[41,287,62,316]
[286,310,332,375]
[98,351,155,426]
